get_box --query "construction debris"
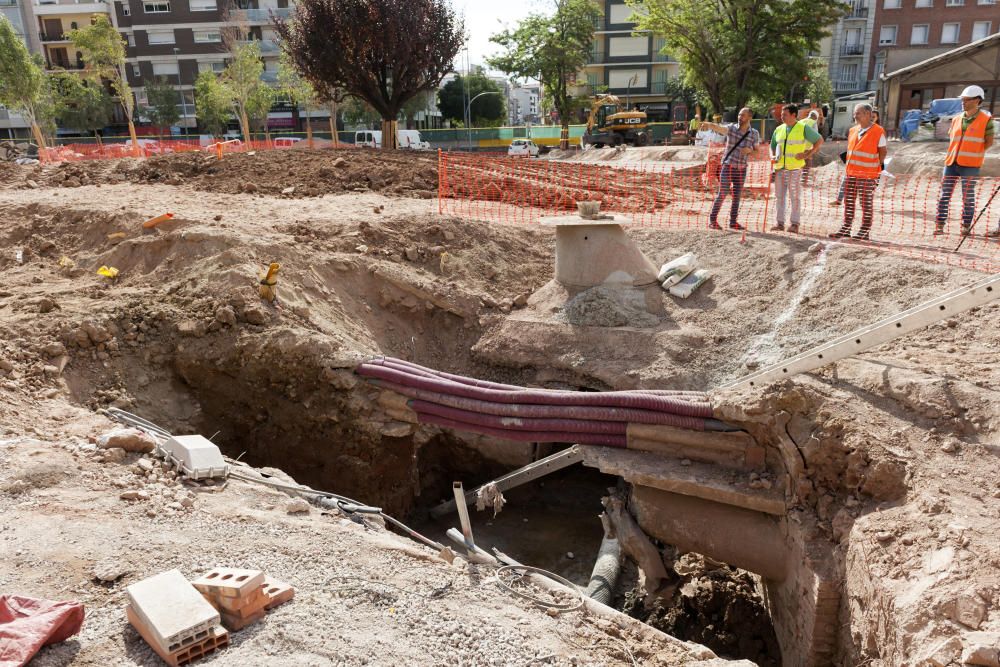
[192,568,268,632]
[0,595,85,666]
[126,569,226,666]
[668,269,712,299]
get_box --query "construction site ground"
[1,147,998,666]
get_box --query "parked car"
[508,139,539,158]
[273,136,304,148]
[353,129,430,149]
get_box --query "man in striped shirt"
[700,107,761,230]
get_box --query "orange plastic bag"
[0,595,84,667]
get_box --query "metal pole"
[174,48,187,138]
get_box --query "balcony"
[836,79,862,92]
[587,51,604,64]
[844,2,869,18]
[840,43,864,56]
[260,70,278,83]
[237,38,279,53]
[0,0,18,6]
[39,31,67,41]
[33,0,109,14]
[47,61,85,70]
[652,52,676,63]
[232,7,290,22]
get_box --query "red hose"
[357,362,712,418]
[410,400,628,434]
[368,378,708,430]
[415,412,628,448]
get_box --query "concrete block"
[127,605,228,666]
[160,435,228,480]
[125,569,220,653]
[191,567,264,600]
[261,576,295,610]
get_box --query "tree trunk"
[127,119,140,157]
[329,99,339,147]
[381,118,397,150]
[29,121,48,162]
[240,109,251,146]
[560,121,569,150]
[95,130,103,158]
[306,114,313,149]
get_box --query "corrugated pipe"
[367,378,709,431]
[409,399,628,435]
[356,362,713,418]
[415,411,628,447]
[585,536,622,605]
[376,357,711,401]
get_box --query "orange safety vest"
[846,124,885,179]
[946,111,992,168]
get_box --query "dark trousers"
[710,163,747,226]
[935,164,980,228]
[839,176,877,236]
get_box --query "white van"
[354,129,430,150]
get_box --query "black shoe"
[960,225,972,237]
[829,230,849,239]
[933,225,945,236]
[853,232,871,241]
[729,222,744,230]
[708,222,722,230]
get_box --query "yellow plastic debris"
[97,266,119,279]
[259,263,280,302]
[58,256,75,269]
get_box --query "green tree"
[0,16,52,150]
[630,0,844,114]
[437,71,506,126]
[803,58,833,107]
[52,73,113,144]
[194,70,232,138]
[488,0,601,148]
[143,77,180,139]
[276,0,464,149]
[68,15,140,151]
[246,83,276,142]
[341,96,379,128]
[278,51,316,146]
[221,41,267,141]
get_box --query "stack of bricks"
[192,568,295,630]
[125,569,229,667]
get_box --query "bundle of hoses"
[355,357,721,448]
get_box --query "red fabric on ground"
[0,595,84,667]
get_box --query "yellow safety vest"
[773,122,811,171]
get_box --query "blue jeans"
[935,164,980,228]
[710,163,747,226]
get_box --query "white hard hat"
[960,85,985,99]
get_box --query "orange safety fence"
[438,150,1000,274]
[38,137,360,162]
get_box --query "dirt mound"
[13,148,439,198]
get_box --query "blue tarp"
[928,98,962,117]
[900,98,963,141]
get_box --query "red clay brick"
[219,606,265,631]
[192,568,264,600]
[261,576,295,610]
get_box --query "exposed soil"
[11,148,439,199]
[1,148,998,665]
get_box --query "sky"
[453,0,550,74]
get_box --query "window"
[972,21,992,40]
[911,24,929,44]
[151,62,178,76]
[873,62,885,80]
[915,0,932,6]
[126,33,134,46]
[189,0,216,9]
[840,63,859,80]
[146,30,174,44]
[883,0,901,7]
[121,1,130,15]
[941,22,960,42]
[132,64,140,77]
[193,30,221,43]
[979,0,996,5]
[945,0,964,4]
[879,25,897,44]
[142,0,169,12]
[197,61,226,73]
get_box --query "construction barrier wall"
[438,148,1000,274]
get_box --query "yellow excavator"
[581,95,650,148]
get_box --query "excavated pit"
[1,174,998,666]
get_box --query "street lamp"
[466,90,500,151]
[173,48,188,137]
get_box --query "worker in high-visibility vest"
[829,103,887,241]
[770,103,824,233]
[934,85,994,237]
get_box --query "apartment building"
[825,1,878,96]
[510,85,540,125]
[870,0,998,101]
[577,1,681,120]
[1,0,35,138]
